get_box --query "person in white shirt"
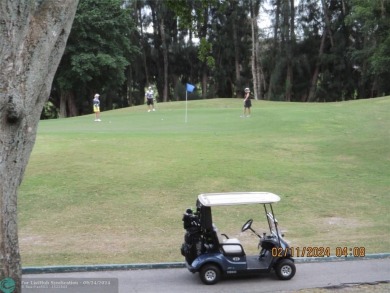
[145,86,155,112]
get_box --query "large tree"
[347,0,390,98]
[54,0,136,117]
[0,0,78,291]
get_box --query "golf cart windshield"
[265,208,279,235]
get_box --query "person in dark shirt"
[242,88,251,117]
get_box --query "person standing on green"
[242,87,251,117]
[145,86,155,112]
[93,93,101,121]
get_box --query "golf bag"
[181,209,202,264]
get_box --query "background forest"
[45,0,390,119]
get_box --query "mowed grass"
[19,97,390,266]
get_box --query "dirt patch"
[20,235,47,246]
[323,217,362,228]
[20,231,132,254]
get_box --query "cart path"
[22,258,390,293]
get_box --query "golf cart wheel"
[275,259,296,280]
[199,264,221,285]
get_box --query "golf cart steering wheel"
[241,219,253,232]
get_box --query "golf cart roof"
[198,192,280,207]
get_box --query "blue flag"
[186,83,195,93]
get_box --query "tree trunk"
[233,20,241,98]
[0,1,78,291]
[307,31,326,102]
[150,0,161,93]
[268,0,281,100]
[284,0,294,101]
[231,0,241,98]
[202,69,208,98]
[137,5,149,87]
[59,91,78,117]
[285,63,293,101]
[307,0,333,102]
[160,18,169,102]
[200,6,209,99]
[60,92,67,118]
[321,0,334,48]
[127,66,133,106]
[250,0,261,100]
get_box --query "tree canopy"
[50,0,390,117]
[53,0,138,117]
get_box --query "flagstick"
[185,90,188,123]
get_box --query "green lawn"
[19,97,390,266]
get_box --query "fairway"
[19,98,390,266]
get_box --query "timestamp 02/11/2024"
[271,246,366,258]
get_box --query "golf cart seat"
[213,225,244,256]
[221,238,244,255]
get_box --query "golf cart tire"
[199,264,221,285]
[275,258,296,280]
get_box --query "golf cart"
[180,192,296,285]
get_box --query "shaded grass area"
[19,98,390,265]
